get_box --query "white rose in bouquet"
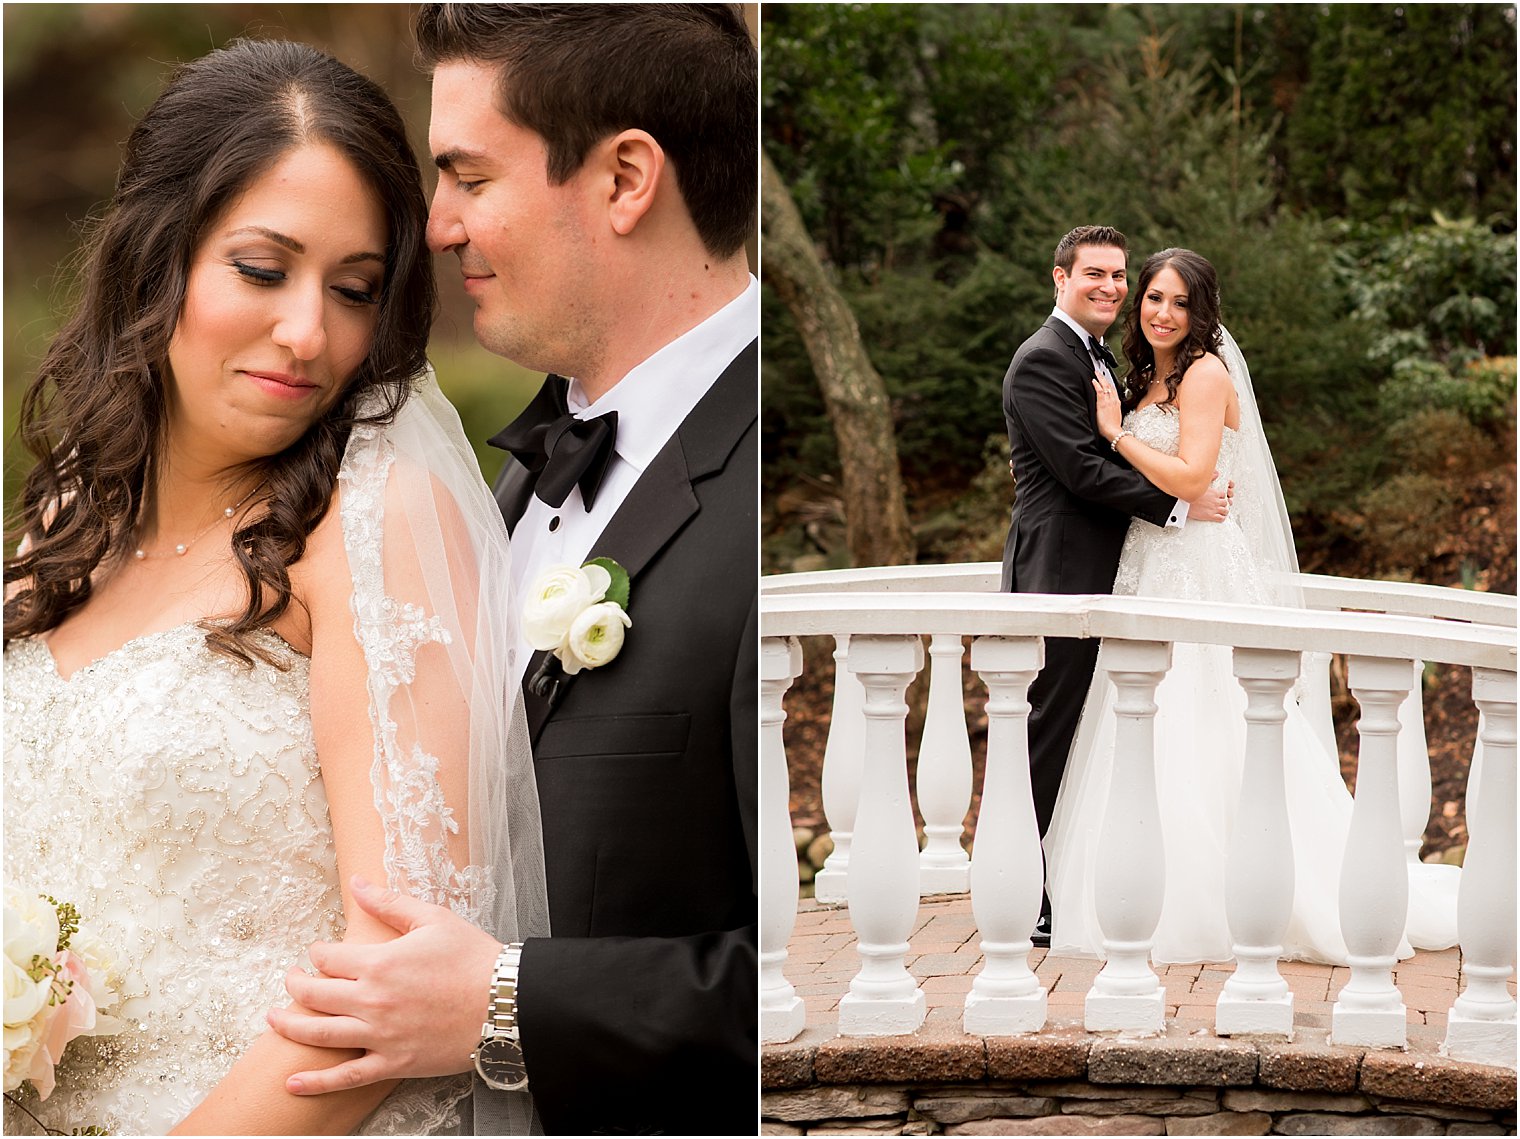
[3,886,122,1100]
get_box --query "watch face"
[476,1036,529,1092]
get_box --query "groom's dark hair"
[1053,225,1128,274]
[413,4,756,260]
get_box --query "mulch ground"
[784,638,1478,860]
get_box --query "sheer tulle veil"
[339,366,547,1132]
[1216,325,1303,609]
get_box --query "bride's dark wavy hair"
[1120,248,1223,410]
[3,38,436,665]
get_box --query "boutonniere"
[523,558,632,698]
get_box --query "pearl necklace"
[133,485,261,561]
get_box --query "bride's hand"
[1090,377,1123,440]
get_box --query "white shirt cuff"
[1166,498,1188,530]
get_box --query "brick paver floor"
[783,893,1513,1044]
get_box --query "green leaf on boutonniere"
[585,557,630,610]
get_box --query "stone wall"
[763,1025,1517,1136]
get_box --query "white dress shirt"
[509,275,759,692]
[1051,306,1186,529]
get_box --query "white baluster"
[1467,714,1486,840]
[1331,655,1414,1050]
[1400,658,1459,950]
[1301,649,1339,764]
[814,635,864,904]
[1396,659,1432,863]
[918,633,973,895]
[1216,647,1298,1038]
[760,636,806,1044]
[964,635,1048,1034]
[838,633,927,1036]
[1086,638,1171,1035]
[1442,667,1517,1067]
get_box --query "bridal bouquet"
[4,885,123,1101]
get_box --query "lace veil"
[338,366,548,1133]
[1217,325,1303,609]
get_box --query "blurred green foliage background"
[3,3,544,516]
[762,3,1516,590]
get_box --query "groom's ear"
[598,129,665,238]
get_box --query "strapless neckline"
[31,621,300,685]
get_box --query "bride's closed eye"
[231,260,381,307]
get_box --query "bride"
[1042,247,1444,966]
[3,39,545,1135]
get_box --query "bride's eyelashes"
[229,259,381,307]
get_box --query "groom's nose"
[426,193,467,255]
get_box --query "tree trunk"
[761,151,915,568]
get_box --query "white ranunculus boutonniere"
[524,558,631,697]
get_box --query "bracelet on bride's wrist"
[1110,429,1135,451]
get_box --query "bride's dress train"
[1044,400,1449,966]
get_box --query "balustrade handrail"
[761,589,1516,672]
[762,562,1517,628]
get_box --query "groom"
[1001,225,1227,946]
[269,6,757,1134]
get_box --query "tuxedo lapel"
[1046,315,1093,374]
[493,457,536,535]
[519,340,758,741]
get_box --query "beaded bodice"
[1112,404,1274,605]
[4,624,339,1134]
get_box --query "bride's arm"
[172,494,417,1135]
[1094,356,1232,501]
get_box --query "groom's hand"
[267,875,501,1095]
[1186,477,1233,522]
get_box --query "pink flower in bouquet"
[20,950,103,1100]
[3,887,121,1101]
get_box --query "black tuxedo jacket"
[489,341,757,1136]
[1000,316,1175,594]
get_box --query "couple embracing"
[4,6,754,1136]
[1001,225,1450,968]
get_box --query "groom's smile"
[1054,243,1128,338]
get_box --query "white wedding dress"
[1044,345,1457,966]
[1043,403,1360,964]
[3,375,546,1135]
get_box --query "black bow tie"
[1088,336,1119,374]
[488,377,618,511]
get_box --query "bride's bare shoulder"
[1178,352,1231,401]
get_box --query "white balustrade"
[814,635,864,904]
[1443,667,1517,1066]
[917,633,973,894]
[963,635,1048,1034]
[1332,655,1415,1049]
[1215,647,1299,1037]
[759,575,1516,1063]
[1086,638,1172,1035]
[838,633,927,1035]
[760,636,806,1044]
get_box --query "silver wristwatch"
[472,943,528,1091]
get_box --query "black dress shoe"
[1030,913,1051,948]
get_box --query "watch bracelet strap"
[486,942,524,1039]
